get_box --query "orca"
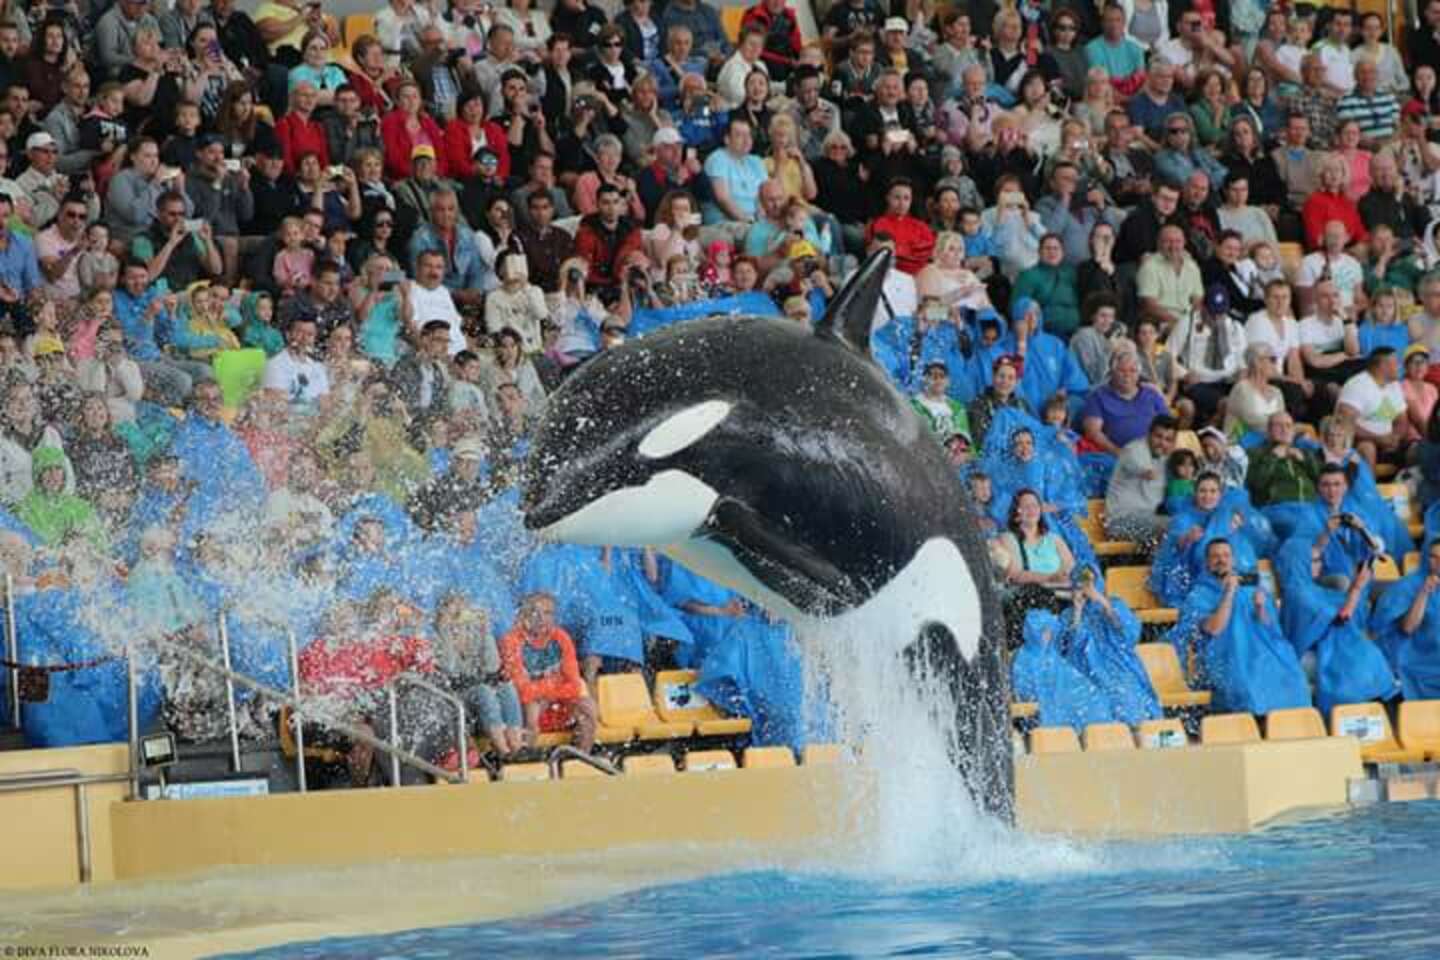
[521,250,1013,820]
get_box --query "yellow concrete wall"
[0,744,129,889]
[110,765,862,880]
[1017,738,1362,837]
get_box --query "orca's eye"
[638,400,732,460]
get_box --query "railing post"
[287,631,306,793]
[75,783,92,883]
[456,701,469,784]
[5,572,19,729]
[126,637,139,801]
[217,612,241,773]
[387,686,401,788]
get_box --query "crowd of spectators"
[1,0,1440,780]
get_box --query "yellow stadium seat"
[801,743,847,765]
[721,5,746,42]
[1403,551,1421,576]
[1330,702,1426,764]
[597,673,694,742]
[1107,567,1179,625]
[1083,722,1135,751]
[1137,717,1188,748]
[1201,712,1261,745]
[623,754,678,776]
[652,670,752,737]
[276,706,347,766]
[743,746,797,768]
[1076,504,1139,557]
[1294,422,1319,443]
[1373,555,1402,582]
[1265,706,1327,741]
[684,749,737,772]
[1010,701,1038,720]
[1136,643,1213,708]
[1375,462,1399,481]
[344,12,375,47]
[1029,726,1081,754]
[1277,241,1304,280]
[1397,700,1440,760]
[500,762,551,781]
[563,760,607,779]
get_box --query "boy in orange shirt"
[500,591,598,752]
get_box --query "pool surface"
[221,800,1440,959]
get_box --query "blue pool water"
[223,801,1440,959]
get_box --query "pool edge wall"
[1016,737,1363,836]
[0,737,1364,891]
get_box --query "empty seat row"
[1027,718,1188,753]
[1206,703,1440,765]
[595,670,754,745]
[496,744,848,781]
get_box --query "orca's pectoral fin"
[703,498,860,616]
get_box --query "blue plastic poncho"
[519,544,647,665]
[473,487,539,584]
[1011,610,1113,730]
[1064,597,1162,725]
[658,557,745,668]
[999,297,1090,414]
[13,586,162,747]
[961,307,1011,397]
[1373,543,1440,700]
[1273,537,1397,713]
[696,611,813,749]
[628,292,780,337]
[1149,489,1272,607]
[180,560,292,696]
[871,314,973,400]
[168,415,268,528]
[1167,573,1310,716]
[415,530,518,634]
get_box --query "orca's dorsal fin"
[817,248,892,357]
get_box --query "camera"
[566,267,584,285]
[627,266,649,288]
[1236,573,1260,587]
[1339,512,1359,529]
[378,268,404,291]
[795,257,820,277]
[327,165,348,180]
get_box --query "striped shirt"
[1335,92,1400,143]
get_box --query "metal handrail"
[5,573,20,729]
[389,671,470,786]
[141,628,464,786]
[547,744,619,779]
[0,767,134,883]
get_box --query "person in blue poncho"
[333,513,423,606]
[1168,538,1310,716]
[1012,609,1113,731]
[1283,465,1390,588]
[1273,536,1397,714]
[120,455,201,567]
[1310,416,1412,558]
[416,509,518,635]
[179,535,295,695]
[15,552,162,748]
[981,410,1099,578]
[1063,576,1162,726]
[659,555,748,669]
[696,605,813,749]
[472,484,539,585]
[166,379,268,529]
[1373,539,1440,700]
[1001,296,1090,417]
[1149,473,1273,608]
[870,301,970,400]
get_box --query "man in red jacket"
[865,177,935,275]
[501,591,598,751]
[573,182,645,301]
[1301,155,1368,251]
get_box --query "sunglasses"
[1167,127,1189,134]
[1055,23,1077,31]
[602,40,623,48]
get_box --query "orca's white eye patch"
[639,400,733,460]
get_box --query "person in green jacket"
[1011,233,1080,339]
[239,292,284,356]
[1244,412,1321,508]
[911,362,974,444]
[16,447,109,551]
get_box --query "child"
[77,223,118,292]
[64,287,113,362]
[79,83,128,155]
[699,239,734,295]
[272,217,315,293]
[1162,448,1199,515]
[23,294,67,363]
[161,101,204,169]
[449,350,490,429]
[1042,393,1079,451]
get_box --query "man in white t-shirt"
[1337,346,1406,466]
[262,316,330,414]
[1296,220,1363,314]
[1298,278,1365,396]
[407,248,467,356]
